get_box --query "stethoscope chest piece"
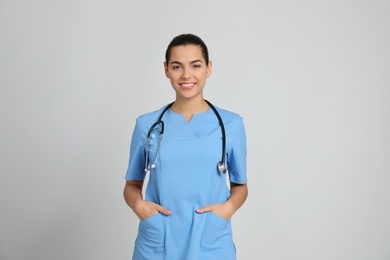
[218,161,227,174]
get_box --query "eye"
[192,64,201,69]
[171,65,181,70]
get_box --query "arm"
[124,180,172,220]
[196,182,248,220]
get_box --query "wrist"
[132,198,146,213]
[223,200,236,216]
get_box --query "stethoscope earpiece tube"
[147,120,164,138]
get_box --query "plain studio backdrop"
[0,0,389,259]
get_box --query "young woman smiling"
[124,34,248,260]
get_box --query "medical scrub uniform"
[125,105,247,260]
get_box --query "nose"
[181,67,191,79]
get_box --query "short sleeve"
[227,118,247,184]
[125,119,147,181]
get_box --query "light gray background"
[1,0,389,259]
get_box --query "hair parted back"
[165,34,209,65]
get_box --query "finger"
[195,205,213,214]
[155,204,172,216]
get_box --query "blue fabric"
[125,106,247,260]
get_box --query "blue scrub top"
[125,105,247,260]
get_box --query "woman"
[124,34,248,260]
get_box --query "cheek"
[166,71,176,80]
[169,70,182,78]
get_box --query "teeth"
[181,83,194,87]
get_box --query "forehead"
[169,45,205,63]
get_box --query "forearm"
[225,183,248,214]
[123,180,144,211]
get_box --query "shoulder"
[213,105,243,125]
[134,105,169,130]
[210,104,245,137]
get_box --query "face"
[164,45,212,101]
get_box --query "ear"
[164,62,170,78]
[206,60,213,78]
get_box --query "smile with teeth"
[180,83,195,89]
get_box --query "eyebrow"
[169,60,203,65]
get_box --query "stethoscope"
[144,100,227,174]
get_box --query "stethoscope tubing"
[145,100,227,174]
[204,100,227,170]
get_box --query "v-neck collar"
[168,107,211,124]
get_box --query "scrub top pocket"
[133,213,165,259]
[201,212,232,245]
[200,212,236,259]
